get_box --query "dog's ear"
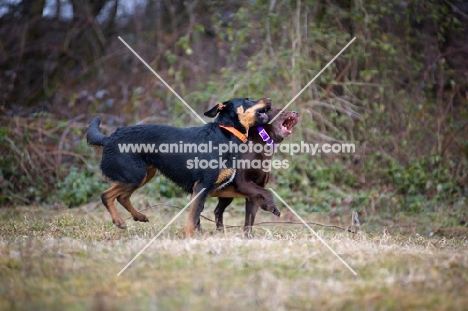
[204,101,232,118]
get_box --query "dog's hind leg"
[213,198,234,231]
[101,183,135,229]
[101,162,150,228]
[116,191,148,223]
[116,165,157,223]
[243,200,259,238]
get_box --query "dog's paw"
[133,213,149,222]
[113,219,127,229]
[183,227,195,238]
[243,228,254,239]
[263,203,281,217]
[272,208,281,217]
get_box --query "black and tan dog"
[210,108,298,236]
[87,98,276,237]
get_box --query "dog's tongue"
[281,125,292,136]
[281,118,293,136]
[281,115,297,136]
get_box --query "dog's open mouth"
[280,113,298,136]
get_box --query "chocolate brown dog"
[87,98,274,237]
[210,108,299,236]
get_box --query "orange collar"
[218,124,248,143]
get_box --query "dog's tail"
[87,117,107,147]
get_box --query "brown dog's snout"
[264,98,272,105]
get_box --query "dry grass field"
[1,195,467,310]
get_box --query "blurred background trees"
[0,0,467,217]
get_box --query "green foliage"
[57,167,106,207]
[0,121,55,204]
[183,0,467,214]
[2,0,467,216]
[388,155,458,198]
[139,175,185,199]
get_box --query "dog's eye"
[245,97,250,101]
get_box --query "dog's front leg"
[236,182,280,217]
[184,184,208,238]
